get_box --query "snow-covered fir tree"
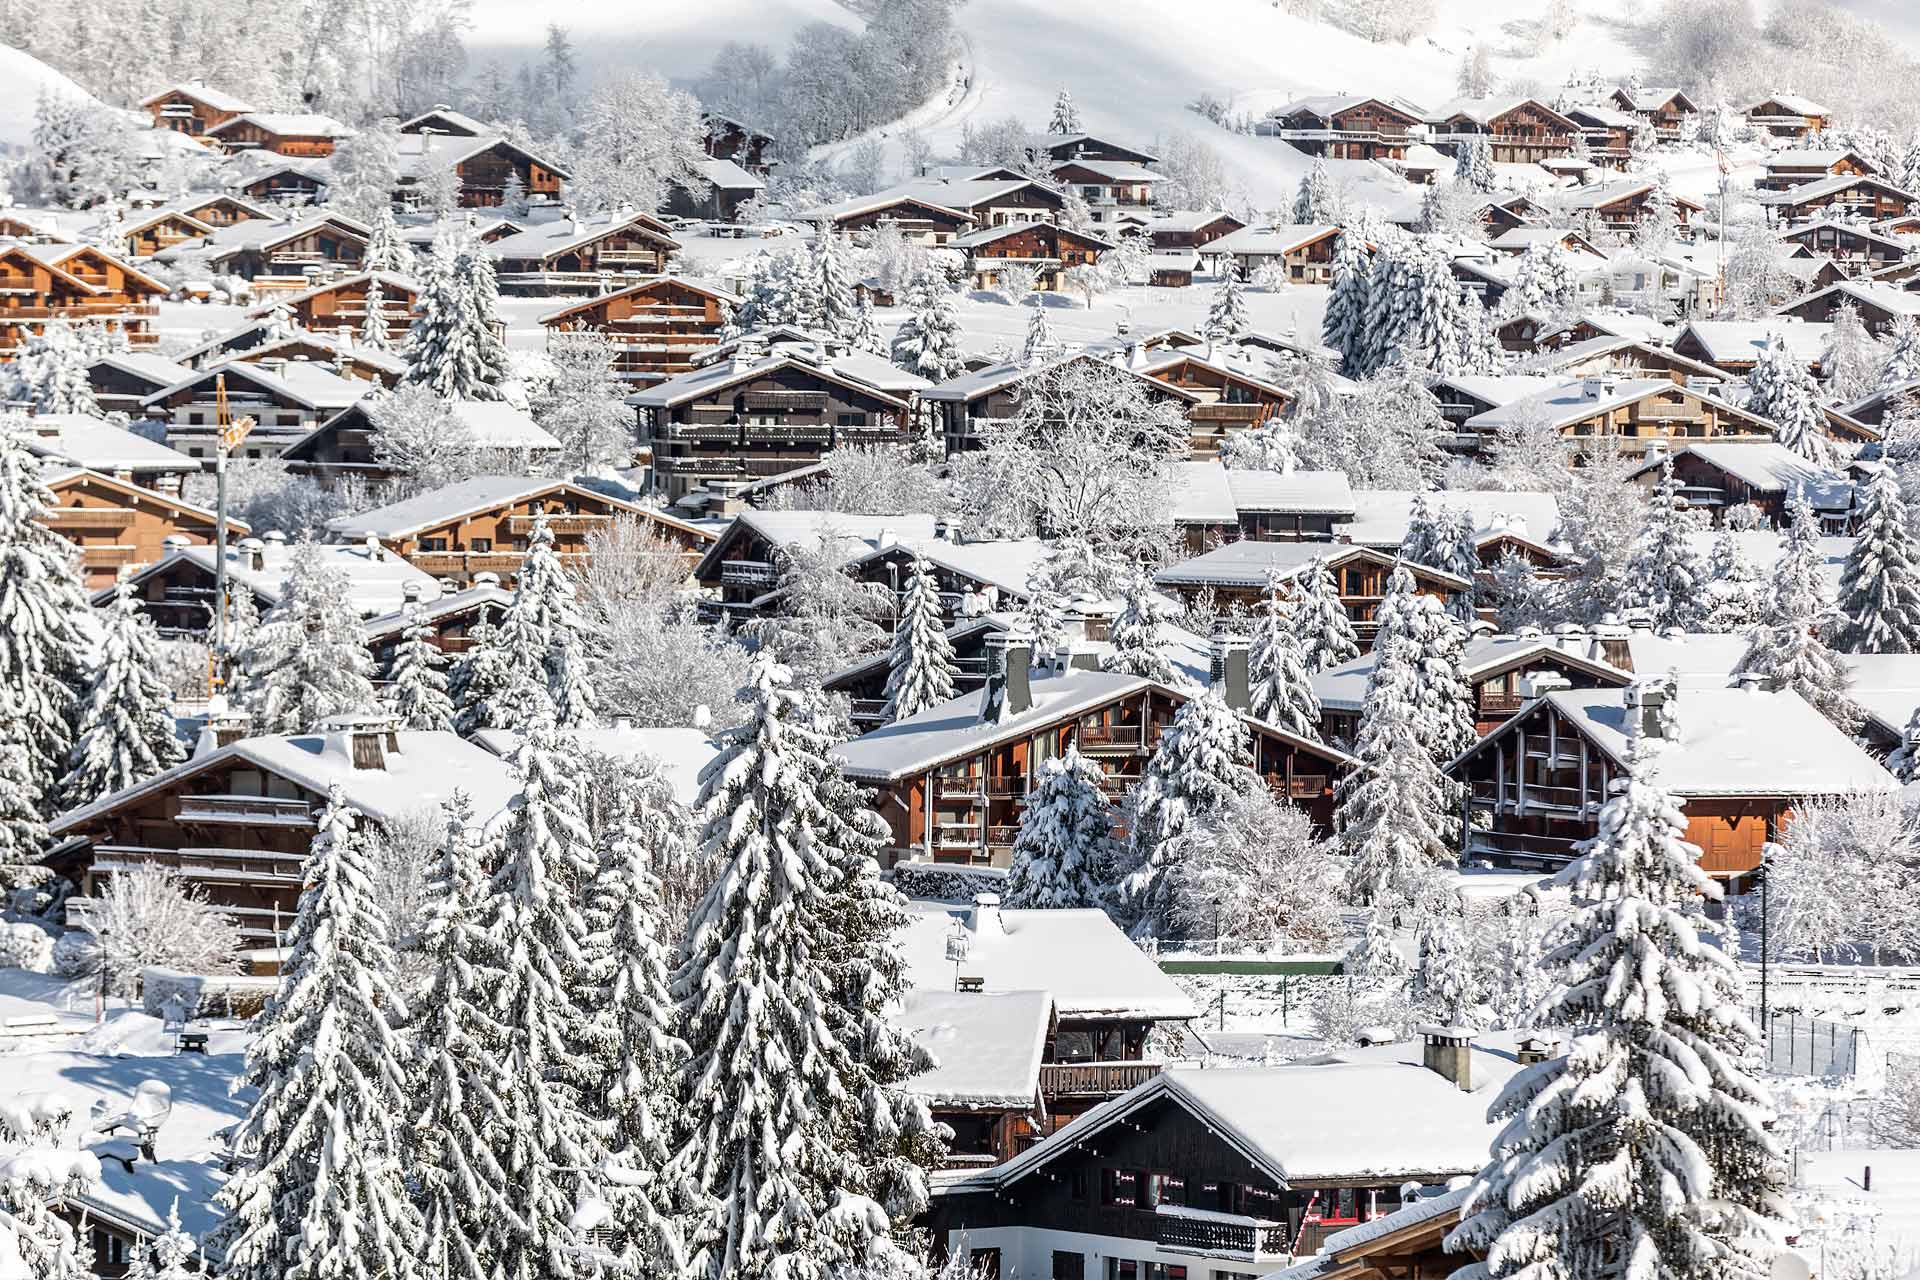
[404,235,511,400]
[358,274,396,351]
[1621,456,1708,631]
[1737,489,1863,732]
[1219,415,1303,473]
[1890,705,1920,783]
[1702,529,1768,633]
[480,722,603,1280]
[1456,137,1496,192]
[0,701,46,865]
[1446,727,1789,1280]
[1501,240,1577,319]
[1104,573,1183,685]
[811,226,859,339]
[1248,578,1321,738]
[1406,587,1477,770]
[1020,302,1058,365]
[850,292,885,354]
[882,552,959,721]
[1002,746,1115,909]
[1294,159,1339,224]
[670,658,939,1280]
[1204,259,1250,340]
[1296,557,1362,672]
[890,269,966,382]
[1879,314,1920,391]
[363,205,410,273]
[1417,897,1479,1026]
[409,792,517,1280]
[238,543,377,734]
[1049,87,1082,135]
[487,515,597,729]
[60,577,184,810]
[1633,169,1679,256]
[1123,688,1257,938]
[213,786,421,1280]
[1822,300,1884,406]
[448,616,514,736]
[0,421,97,821]
[383,601,455,730]
[4,320,98,414]
[1399,492,1447,569]
[1747,332,1837,465]
[1322,228,1373,376]
[1835,465,1920,653]
[1337,568,1457,907]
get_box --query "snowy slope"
[0,46,105,152]
[465,0,858,78]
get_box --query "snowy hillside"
[0,45,104,152]
[465,0,858,74]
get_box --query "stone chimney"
[161,533,190,554]
[979,632,1034,724]
[320,712,402,769]
[237,536,266,572]
[402,581,423,603]
[1418,1024,1474,1091]
[965,892,1005,937]
[192,695,251,759]
[1624,674,1675,740]
[1209,631,1252,713]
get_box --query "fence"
[1755,1008,1864,1078]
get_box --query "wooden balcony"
[43,507,137,530]
[1079,724,1143,752]
[720,559,778,587]
[79,545,139,569]
[175,795,315,826]
[937,776,985,801]
[503,514,610,536]
[1040,1060,1160,1098]
[1188,402,1269,423]
[1264,773,1328,799]
[984,775,1028,797]
[1153,1209,1291,1262]
[1479,692,1528,714]
[96,845,308,885]
[1471,780,1597,815]
[408,551,529,575]
[1464,826,1586,864]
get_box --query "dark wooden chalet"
[825,617,1003,733]
[85,353,194,416]
[1566,180,1704,237]
[117,209,215,258]
[140,82,252,138]
[1169,463,1356,553]
[1776,281,1920,333]
[1625,441,1854,526]
[703,112,776,176]
[208,112,352,157]
[1429,97,1580,163]
[1049,159,1155,222]
[483,213,682,294]
[246,271,419,344]
[1744,95,1832,139]
[1026,133,1159,166]
[394,134,569,209]
[1269,95,1425,160]
[1610,86,1698,140]
[360,582,514,669]
[1562,104,1639,168]
[807,179,1065,241]
[949,221,1109,290]
[1759,174,1920,225]
[920,352,1195,456]
[238,162,328,204]
[1780,219,1910,271]
[1759,149,1877,191]
[144,359,369,461]
[1148,210,1246,251]
[280,401,557,490]
[1154,543,1469,642]
[182,214,369,281]
[1139,351,1293,459]
[539,276,738,388]
[175,193,278,227]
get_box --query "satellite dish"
[1770,1251,1813,1280]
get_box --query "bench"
[955,976,985,993]
[0,1014,61,1037]
[178,1031,210,1054]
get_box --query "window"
[1145,1173,1186,1208]
[837,412,868,427]
[1101,1167,1139,1207]
[470,537,493,553]
[1054,1252,1086,1280]
[1106,1263,1139,1280]
[420,537,448,552]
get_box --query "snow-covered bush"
[1724,501,1768,531]
[85,867,241,997]
[1167,790,1343,950]
[892,861,1009,901]
[0,924,52,974]
[50,931,97,979]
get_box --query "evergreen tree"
[812,226,859,339]
[889,269,966,382]
[1835,465,1920,653]
[1821,300,1883,406]
[1103,573,1182,684]
[882,553,958,721]
[1634,169,1679,255]
[1248,578,1320,737]
[1746,332,1836,465]
[1296,557,1362,672]
[1456,137,1496,192]
[1019,303,1057,365]
[1441,506,1483,624]
[490,515,597,729]
[1501,240,1577,320]
[1048,87,1081,135]
[1417,898,1478,1026]
[1123,688,1256,938]
[1878,314,1920,391]
[1399,492,1447,568]
[448,616,514,736]
[850,292,885,354]
[1322,229,1373,377]
[384,601,455,731]
[670,659,937,1280]
[410,793,518,1280]
[1294,159,1339,224]
[363,205,410,273]
[1622,456,1708,631]
[60,577,184,810]
[1204,259,1250,340]
[1447,728,1789,1280]
[481,723,603,1280]
[0,420,89,820]
[213,787,421,1280]
[1337,567,1457,908]
[1406,588,1477,770]
[0,699,46,865]
[5,320,99,414]
[357,273,395,351]
[1703,530,1768,633]
[1889,705,1920,783]
[238,543,377,735]
[1737,489,1862,733]
[1002,746,1115,909]
[404,236,510,400]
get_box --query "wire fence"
[1754,1008,1864,1078]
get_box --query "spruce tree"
[1322,229,1372,377]
[1296,557,1362,672]
[1204,259,1249,340]
[404,236,510,400]
[1622,456,1708,631]
[1417,898,1478,1026]
[482,722,603,1280]
[6,320,99,414]
[882,553,958,721]
[213,786,421,1280]
[410,793,517,1280]
[1049,87,1081,135]
[1835,466,1920,653]
[1020,303,1056,365]
[491,515,596,729]
[1399,491,1446,568]
[1746,333,1835,465]
[1406,589,1477,771]
[1123,688,1257,938]
[1703,529,1767,633]
[359,274,395,351]
[850,292,885,354]
[1737,489,1862,732]
[1002,747,1115,909]
[363,205,410,273]
[1878,314,1920,391]
[0,419,90,820]
[60,577,185,810]
[1821,300,1882,405]
[812,226,858,339]
[1293,159,1337,224]
[1447,729,1789,1280]
[449,615,514,736]
[1103,573,1182,684]
[889,270,966,382]
[0,702,46,865]
[1248,580,1321,738]
[239,543,377,735]
[385,602,455,731]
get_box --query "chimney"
[965,892,1005,937]
[401,581,423,603]
[262,530,288,545]
[320,712,402,769]
[363,533,383,561]
[1519,671,1572,698]
[1515,1034,1557,1066]
[237,536,266,571]
[979,632,1034,724]
[1626,615,1655,634]
[1209,630,1252,713]
[1064,641,1102,672]
[933,517,952,542]
[1418,1024,1474,1091]
[1624,674,1674,740]
[192,695,251,758]
[161,533,190,553]
[473,571,501,589]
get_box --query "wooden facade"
[240,165,327,204]
[1156,546,1465,642]
[1436,100,1578,163]
[539,277,736,388]
[1610,88,1697,140]
[1767,175,1918,224]
[1759,150,1874,190]
[210,114,349,157]
[261,272,418,344]
[1319,648,1627,745]
[1142,355,1292,459]
[1271,98,1423,160]
[1781,221,1909,270]
[1746,97,1832,138]
[119,210,215,258]
[1149,212,1245,251]
[141,84,250,138]
[831,198,974,244]
[703,113,775,176]
[957,222,1108,290]
[1470,380,1778,457]
[175,194,276,227]
[404,139,567,209]
[0,245,163,355]
[39,470,246,590]
[214,218,368,280]
[487,215,681,294]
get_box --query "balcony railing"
[1465,827,1587,864]
[1478,692,1528,714]
[1152,1209,1291,1262]
[1471,781,1597,814]
[1079,724,1142,751]
[1188,402,1269,423]
[175,795,315,826]
[1264,773,1328,799]
[503,514,609,536]
[937,776,985,801]
[1039,1060,1160,1098]
[984,775,1028,797]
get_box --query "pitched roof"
[1202,223,1340,257]
[84,351,196,389]
[800,178,1059,224]
[391,132,573,184]
[143,358,369,413]
[1626,442,1853,504]
[481,213,680,262]
[111,539,444,616]
[1780,280,1920,319]
[1342,488,1564,550]
[242,270,420,317]
[326,474,699,541]
[1153,540,1470,591]
[898,989,1052,1109]
[1313,634,1629,713]
[536,274,741,326]
[627,350,916,410]
[948,219,1114,251]
[1746,93,1831,116]
[16,415,199,473]
[1169,462,1355,523]
[1677,319,1831,365]
[398,105,493,136]
[689,156,764,192]
[1461,376,1681,432]
[209,112,354,139]
[1758,173,1917,207]
[140,81,253,112]
[357,583,514,643]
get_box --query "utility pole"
[210,374,255,696]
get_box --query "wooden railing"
[1464,827,1585,862]
[1153,1212,1291,1261]
[937,776,985,801]
[175,795,315,825]
[43,507,137,529]
[1479,692,1528,714]
[1188,402,1268,423]
[984,775,1028,797]
[1039,1060,1160,1097]
[1265,773,1328,799]
[1079,724,1142,750]
[504,514,609,536]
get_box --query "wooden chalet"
[279,400,558,488]
[1170,463,1356,553]
[1625,441,1854,526]
[224,332,406,387]
[1154,542,1469,641]
[237,161,328,204]
[144,359,370,461]
[539,276,737,389]
[833,637,1357,866]
[1672,320,1828,376]
[1759,174,1920,225]
[1610,86,1698,140]
[1775,280,1920,333]
[1203,223,1343,283]
[46,722,518,945]
[360,582,514,668]
[1744,94,1832,139]
[1518,335,1731,390]
[1428,97,1580,163]
[1139,351,1293,459]
[1462,374,1780,457]
[175,193,278,227]
[0,243,165,355]
[325,476,712,585]
[39,468,248,590]
[1759,149,1877,191]
[162,214,370,282]
[1561,104,1639,168]
[1779,219,1911,271]
[1027,133,1159,166]
[14,415,199,495]
[116,209,215,258]
[825,616,1005,733]
[140,82,252,139]
[949,221,1109,290]
[245,271,419,344]
[483,213,681,294]
[925,1030,1521,1277]
[1451,677,1896,885]
[84,352,194,416]
[665,158,767,222]
[208,112,353,157]
[920,352,1193,456]
[1049,159,1155,222]
[393,133,568,209]
[703,112,775,176]
[633,344,924,500]
[1268,95,1425,160]
[805,179,1065,241]
[1148,210,1246,251]
[1565,180,1703,237]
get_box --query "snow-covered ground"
[0,45,102,151]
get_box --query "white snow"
[898,988,1050,1108]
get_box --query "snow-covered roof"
[143,357,369,413]
[1463,687,1895,796]
[1154,540,1470,591]
[1202,223,1339,258]
[899,900,1197,1022]
[948,219,1110,250]
[1564,102,1640,129]
[1745,93,1832,116]
[689,156,764,192]
[1050,158,1157,183]
[1781,280,1920,321]
[1679,529,1854,599]
[1342,489,1562,551]
[1842,654,1920,740]
[801,178,1055,224]
[86,351,195,389]
[326,473,689,540]
[117,539,444,617]
[1275,93,1427,121]
[390,132,572,184]
[627,349,916,411]
[1169,462,1356,524]
[210,111,354,139]
[141,81,253,112]
[1677,319,1830,365]
[359,583,512,642]
[16,415,199,473]
[916,350,1177,403]
[400,105,493,135]
[1312,635,1629,713]
[242,270,419,316]
[1148,209,1244,233]
[1463,377,1723,434]
[897,989,1051,1108]
[1628,442,1853,504]
[1757,173,1915,207]
[1430,372,1565,406]
[468,725,723,810]
[482,213,680,263]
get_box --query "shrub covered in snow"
[49,931,98,979]
[0,923,52,974]
[86,866,241,997]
